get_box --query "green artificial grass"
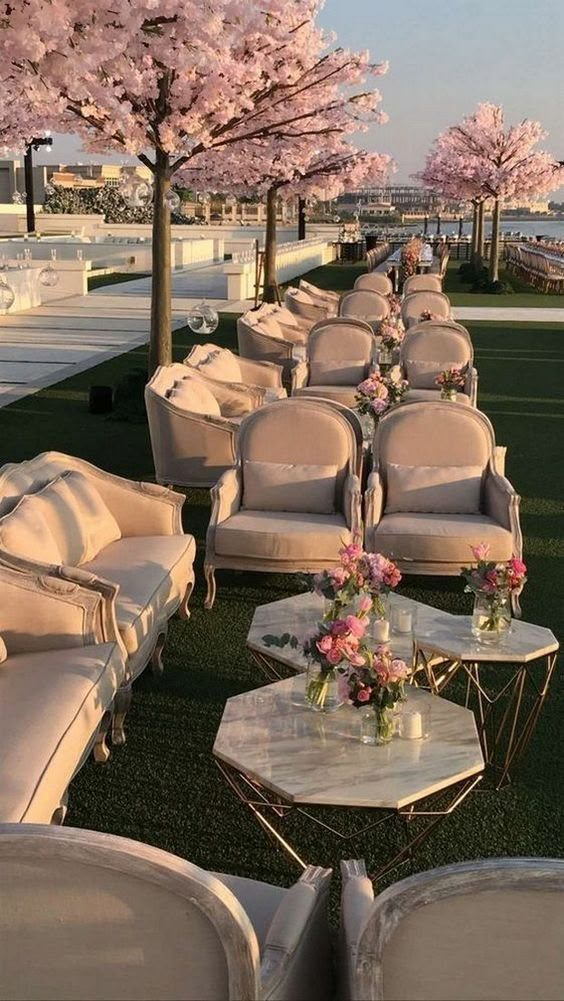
[88,271,151,291]
[0,306,562,897]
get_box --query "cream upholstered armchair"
[0,565,127,823]
[285,286,336,323]
[291,318,377,409]
[353,273,394,296]
[340,857,564,1001]
[146,364,244,489]
[339,289,390,331]
[237,310,307,384]
[402,273,443,294]
[0,452,195,682]
[0,825,333,1001]
[365,403,522,606]
[401,290,451,328]
[185,343,286,400]
[399,324,478,405]
[299,278,341,311]
[205,398,362,608]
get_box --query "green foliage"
[43,183,197,226]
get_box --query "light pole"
[24,134,52,234]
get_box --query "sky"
[28,0,564,196]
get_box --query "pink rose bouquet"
[341,644,410,740]
[419,309,442,322]
[434,366,466,392]
[461,544,527,597]
[380,319,405,350]
[355,368,408,418]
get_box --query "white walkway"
[453,306,564,323]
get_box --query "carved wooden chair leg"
[204,563,217,610]
[50,790,69,825]
[150,629,168,677]
[93,709,112,763]
[111,676,133,746]
[177,577,194,620]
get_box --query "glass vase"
[359,706,396,745]
[440,387,457,402]
[305,662,344,713]
[471,591,511,645]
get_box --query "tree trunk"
[263,185,278,303]
[148,150,172,376]
[298,196,306,240]
[489,197,501,283]
[470,201,479,265]
[476,200,485,270]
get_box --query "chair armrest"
[493,445,507,476]
[261,866,332,1001]
[0,562,125,656]
[364,471,385,533]
[465,366,479,406]
[339,860,375,1001]
[237,357,284,390]
[483,463,522,543]
[291,361,309,394]
[209,467,243,529]
[343,474,363,536]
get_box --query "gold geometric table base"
[413,645,558,790]
[216,759,482,884]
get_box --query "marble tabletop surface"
[247,592,558,670]
[213,680,483,810]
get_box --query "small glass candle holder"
[391,602,417,637]
[398,701,431,740]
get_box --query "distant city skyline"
[9,0,564,199]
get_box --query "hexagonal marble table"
[214,679,483,880]
[413,616,559,789]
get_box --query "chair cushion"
[405,359,462,389]
[0,494,62,565]
[169,374,221,417]
[0,642,124,823]
[292,385,359,409]
[309,359,368,386]
[82,535,196,663]
[385,463,483,515]
[215,510,352,561]
[198,348,242,383]
[404,388,470,405]
[373,513,513,563]
[242,460,338,515]
[27,471,122,565]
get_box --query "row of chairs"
[1,824,559,1001]
[505,243,564,293]
[365,241,391,271]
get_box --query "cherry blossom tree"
[419,104,563,282]
[0,0,389,371]
[182,138,393,301]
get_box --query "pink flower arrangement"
[380,318,405,349]
[312,615,368,668]
[419,309,442,322]
[400,238,423,279]
[313,543,402,611]
[387,293,402,316]
[341,644,410,711]
[461,544,527,597]
[355,368,408,417]
[435,367,466,391]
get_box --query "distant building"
[336,185,451,214]
[503,196,550,214]
[0,158,152,203]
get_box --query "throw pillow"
[28,471,122,565]
[385,462,483,515]
[0,494,62,565]
[168,375,222,417]
[199,348,242,383]
[242,459,338,515]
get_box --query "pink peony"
[471,543,490,561]
[345,614,367,638]
[509,557,527,576]
[356,687,372,702]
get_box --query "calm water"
[393,219,564,240]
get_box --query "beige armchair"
[401,290,452,328]
[0,824,333,1001]
[399,325,478,405]
[285,286,336,323]
[403,273,443,294]
[299,278,341,310]
[0,564,127,822]
[185,343,286,400]
[146,364,243,488]
[205,398,362,608]
[338,289,390,331]
[365,403,522,602]
[292,319,377,409]
[353,273,394,296]
[0,451,195,682]
[340,857,564,1001]
[237,314,304,385]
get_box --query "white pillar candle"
[396,609,413,634]
[401,711,423,739]
[371,618,390,642]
